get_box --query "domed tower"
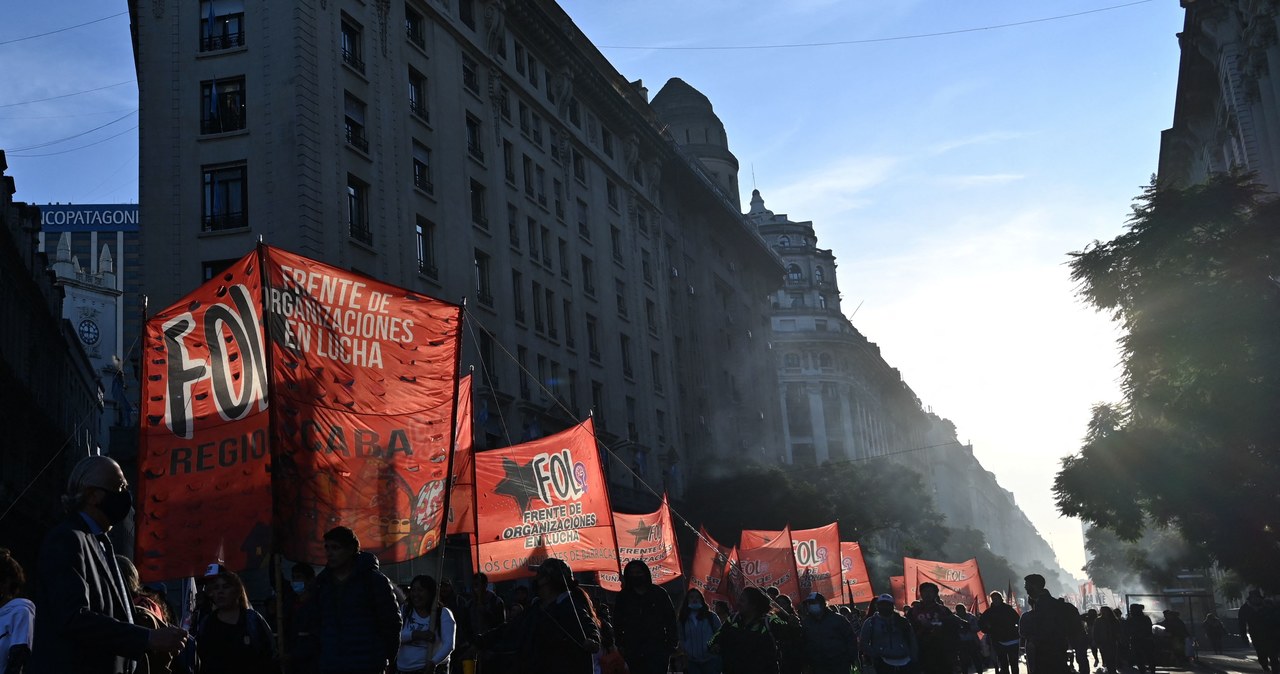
[651,78,741,209]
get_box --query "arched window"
[786,264,803,282]
[819,353,833,368]
[818,294,828,309]
[814,266,825,283]
[777,235,791,247]
[784,353,800,368]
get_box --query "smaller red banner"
[446,375,474,535]
[738,527,800,602]
[839,542,875,604]
[597,495,682,591]
[903,557,988,613]
[688,528,738,605]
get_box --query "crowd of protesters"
[5,455,1280,674]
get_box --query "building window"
[530,112,543,146]
[201,258,239,281]
[655,409,666,445]
[615,278,628,318]
[497,85,511,121]
[527,54,540,87]
[517,346,530,398]
[347,176,370,243]
[815,266,825,283]
[416,217,437,278]
[540,226,553,267]
[562,299,575,347]
[511,270,525,322]
[459,0,476,29]
[553,180,565,220]
[201,77,246,134]
[408,68,429,121]
[508,204,520,249]
[819,353,833,369]
[602,127,614,158]
[536,166,547,206]
[527,217,540,262]
[610,226,624,263]
[637,209,649,234]
[465,114,484,161]
[462,54,480,94]
[344,92,368,152]
[586,315,600,361]
[572,148,586,184]
[620,335,633,378]
[545,288,558,338]
[201,163,247,231]
[591,380,605,426]
[474,250,493,305]
[568,97,581,127]
[818,294,828,309]
[340,17,364,73]
[606,180,619,211]
[405,5,425,47]
[777,235,791,247]
[645,299,657,334]
[531,281,544,331]
[641,249,654,285]
[470,179,488,228]
[558,238,570,280]
[784,353,800,369]
[651,351,663,391]
[518,101,530,136]
[786,263,803,282]
[412,142,433,194]
[522,154,535,196]
[576,199,590,239]
[200,0,245,51]
[514,42,526,75]
[581,256,596,296]
[550,128,561,162]
[503,141,516,184]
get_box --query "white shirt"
[0,598,35,672]
[397,605,455,671]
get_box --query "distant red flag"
[739,526,801,601]
[598,495,682,591]
[890,575,907,607]
[446,375,474,535]
[903,557,988,613]
[839,542,875,604]
[688,528,737,605]
[472,419,619,581]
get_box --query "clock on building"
[78,319,100,345]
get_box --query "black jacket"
[28,515,152,674]
[476,590,600,674]
[614,577,678,660]
[303,551,402,673]
[712,615,780,674]
[979,602,1021,643]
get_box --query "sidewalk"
[1192,646,1266,674]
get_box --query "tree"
[1083,525,1210,593]
[1055,172,1280,588]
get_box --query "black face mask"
[626,575,649,587]
[100,489,133,525]
[877,605,894,616]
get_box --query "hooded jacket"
[304,551,402,673]
[802,607,856,669]
[613,561,678,660]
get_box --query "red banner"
[840,542,875,604]
[738,527,801,601]
[472,419,618,581]
[446,375,474,535]
[264,247,462,563]
[137,251,272,581]
[598,495,682,591]
[741,525,842,603]
[688,528,738,605]
[903,557,988,613]
[890,575,906,608]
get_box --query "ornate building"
[1159,1,1280,188]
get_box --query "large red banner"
[446,375,474,535]
[264,248,462,563]
[598,495,682,591]
[137,251,272,581]
[738,527,801,601]
[472,419,619,581]
[903,557,988,613]
[840,542,875,604]
[741,525,843,603]
[688,528,738,605]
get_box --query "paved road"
[1070,646,1267,674]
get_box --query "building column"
[777,383,794,464]
[839,386,857,460]
[807,383,828,464]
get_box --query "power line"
[5,109,137,152]
[598,0,1155,51]
[0,11,129,47]
[9,124,137,158]
[0,80,137,109]
[0,107,138,121]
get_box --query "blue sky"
[0,1,1187,576]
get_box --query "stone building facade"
[128,0,783,511]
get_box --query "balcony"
[200,29,245,52]
[413,173,434,195]
[468,143,485,162]
[350,223,373,245]
[409,100,429,123]
[342,48,365,74]
[201,108,246,134]
[345,126,368,152]
[202,211,246,232]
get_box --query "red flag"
[446,375,474,535]
[890,575,907,608]
[264,247,462,563]
[136,250,272,581]
[597,495,682,591]
[739,526,801,601]
[472,419,619,581]
[903,557,988,613]
[839,542,875,604]
[688,528,738,605]
[741,526,842,603]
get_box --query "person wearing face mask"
[281,562,316,674]
[859,594,919,674]
[709,587,780,674]
[29,455,190,674]
[800,592,856,674]
[677,589,722,674]
[614,560,679,674]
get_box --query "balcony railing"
[342,48,365,73]
[345,126,368,152]
[200,29,245,52]
[202,211,246,232]
[413,173,434,195]
[350,223,373,245]
[201,108,245,134]
[409,100,429,122]
[468,142,485,162]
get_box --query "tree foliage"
[1055,172,1280,588]
[1083,524,1210,592]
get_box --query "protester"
[282,562,316,674]
[980,591,1020,674]
[1257,597,1280,672]
[1242,590,1279,672]
[0,548,33,674]
[905,582,961,674]
[396,575,454,674]
[466,572,503,674]
[1082,608,1099,666]
[29,455,189,674]
[116,555,194,674]
[614,560,679,674]
[1157,609,1193,665]
[713,600,733,626]
[859,594,919,674]
[1019,574,1081,674]
[1090,607,1120,674]
[954,603,984,674]
[709,586,779,674]
[677,588,723,674]
[767,596,805,674]
[195,569,275,674]
[596,605,628,674]
[1124,604,1155,674]
[1202,611,1226,655]
[799,592,856,674]
[300,526,401,674]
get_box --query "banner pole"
[254,241,287,661]
[434,298,467,583]
[595,413,624,589]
